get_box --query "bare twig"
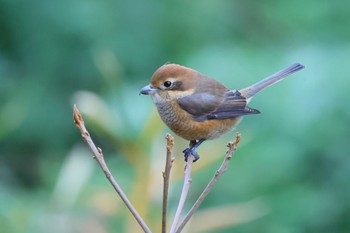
[175,134,241,233]
[162,133,175,233]
[73,105,152,233]
[169,154,195,233]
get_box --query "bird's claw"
[183,148,200,162]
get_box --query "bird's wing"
[177,90,260,122]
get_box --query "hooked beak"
[139,84,159,95]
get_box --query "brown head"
[140,64,228,104]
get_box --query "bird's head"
[140,64,198,103]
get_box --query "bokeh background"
[1,0,349,232]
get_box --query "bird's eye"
[163,81,172,88]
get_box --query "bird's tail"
[239,63,305,99]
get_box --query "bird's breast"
[154,99,241,141]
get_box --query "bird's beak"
[139,84,159,95]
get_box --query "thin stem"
[175,134,241,233]
[169,155,195,233]
[73,105,152,233]
[162,133,175,233]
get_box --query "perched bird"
[140,63,304,161]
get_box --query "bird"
[140,63,304,162]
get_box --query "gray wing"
[177,90,260,122]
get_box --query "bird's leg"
[183,139,206,162]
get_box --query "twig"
[162,133,175,233]
[175,134,241,233]
[73,105,152,233]
[169,154,195,233]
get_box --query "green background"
[1,0,349,232]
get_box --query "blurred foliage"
[0,0,350,232]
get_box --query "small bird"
[140,63,304,161]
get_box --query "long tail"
[239,63,305,99]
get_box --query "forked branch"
[74,103,241,233]
[175,134,241,233]
[169,154,195,233]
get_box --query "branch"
[73,105,152,233]
[162,133,175,233]
[175,134,241,233]
[169,154,195,233]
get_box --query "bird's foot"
[182,139,206,162]
[183,147,200,162]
